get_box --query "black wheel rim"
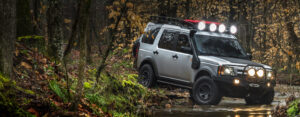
[197,84,211,102]
[139,69,150,86]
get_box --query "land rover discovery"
[132,16,275,105]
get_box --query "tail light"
[135,43,140,58]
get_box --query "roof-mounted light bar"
[184,19,237,34]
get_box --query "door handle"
[172,54,178,59]
[153,50,159,55]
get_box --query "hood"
[199,56,272,69]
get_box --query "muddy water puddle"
[152,85,299,117]
[153,103,274,117]
[152,97,282,117]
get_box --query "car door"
[173,33,193,81]
[155,29,179,78]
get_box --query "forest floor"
[3,42,299,117]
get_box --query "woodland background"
[0,0,300,116]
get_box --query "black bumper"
[213,76,275,98]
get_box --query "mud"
[151,84,300,117]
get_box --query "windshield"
[194,35,247,59]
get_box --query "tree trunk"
[0,0,16,78]
[16,0,33,37]
[47,0,64,61]
[72,0,91,110]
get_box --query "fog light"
[234,79,240,84]
[267,82,271,87]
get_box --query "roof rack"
[149,16,196,29]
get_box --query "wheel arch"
[139,58,158,77]
[194,69,213,82]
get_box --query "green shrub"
[85,73,147,116]
[287,100,300,117]
[49,80,68,102]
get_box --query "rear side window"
[141,28,160,44]
[158,30,178,51]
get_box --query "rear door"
[154,29,179,78]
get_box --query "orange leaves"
[126,2,133,8]
[21,62,32,69]
[296,62,300,71]
[64,18,72,24]
[28,108,39,117]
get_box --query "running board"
[157,80,192,89]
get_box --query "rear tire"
[192,76,222,105]
[245,88,274,105]
[138,64,156,88]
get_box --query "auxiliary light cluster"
[197,21,237,34]
[247,68,264,78]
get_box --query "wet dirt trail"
[151,84,300,117]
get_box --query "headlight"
[267,71,274,79]
[257,69,264,78]
[218,66,235,76]
[247,68,255,76]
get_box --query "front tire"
[138,64,156,88]
[192,76,222,105]
[245,88,274,105]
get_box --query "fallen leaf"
[28,108,39,117]
[41,58,47,64]
[64,18,72,24]
[165,104,171,108]
[21,62,32,69]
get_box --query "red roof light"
[184,19,221,25]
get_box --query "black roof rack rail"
[149,16,196,29]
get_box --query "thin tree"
[0,0,16,78]
[47,0,64,61]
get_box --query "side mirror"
[181,46,192,54]
[247,53,252,60]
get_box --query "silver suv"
[132,16,275,105]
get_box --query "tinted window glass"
[141,28,160,44]
[194,35,247,58]
[175,34,190,53]
[158,30,178,50]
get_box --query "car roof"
[157,23,236,39]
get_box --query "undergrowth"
[47,68,150,117]
[0,73,33,117]
[287,100,300,117]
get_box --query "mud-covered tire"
[192,76,222,105]
[138,64,156,88]
[245,88,274,105]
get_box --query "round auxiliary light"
[257,69,264,78]
[230,25,237,34]
[267,72,272,78]
[209,23,217,32]
[198,21,206,30]
[218,24,226,33]
[248,68,255,77]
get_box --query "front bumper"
[213,76,276,98]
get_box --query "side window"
[175,34,191,53]
[158,30,178,51]
[141,28,160,44]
